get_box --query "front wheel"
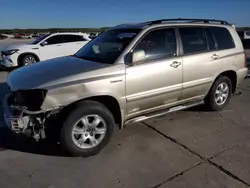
[21,54,37,66]
[60,101,115,157]
[205,76,232,111]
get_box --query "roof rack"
[141,18,229,25]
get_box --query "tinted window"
[205,28,216,50]
[179,27,208,54]
[46,35,65,45]
[246,31,250,36]
[211,27,235,50]
[134,28,177,61]
[64,35,87,42]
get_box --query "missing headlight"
[15,89,47,111]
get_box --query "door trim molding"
[126,84,182,102]
[183,78,213,89]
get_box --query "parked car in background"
[89,32,98,39]
[32,34,40,38]
[1,32,91,67]
[22,34,32,39]
[0,34,8,40]
[245,31,250,39]
[3,19,247,157]
[14,34,24,39]
[237,30,250,40]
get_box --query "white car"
[1,32,91,67]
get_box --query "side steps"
[125,100,204,125]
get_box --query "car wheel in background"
[60,101,115,157]
[21,54,37,66]
[205,76,232,111]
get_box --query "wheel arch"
[60,95,123,128]
[17,52,40,66]
[216,70,237,94]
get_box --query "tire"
[205,76,232,111]
[21,54,37,66]
[60,101,115,157]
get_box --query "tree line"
[0,27,110,34]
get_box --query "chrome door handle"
[211,54,219,60]
[170,61,181,68]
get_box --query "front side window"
[246,31,250,36]
[75,29,140,64]
[45,35,66,45]
[211,27,235,50]
[179,27,208,54]
[134,28,177,61]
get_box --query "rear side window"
[179,27,208,54]
[64,35,87,42]
[205,28,216,50]
[211,27,235,50]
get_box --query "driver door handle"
[211,54,219,60]
[170,61,181,68]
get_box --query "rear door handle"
[211,54,219,60]
[170,61,181,68]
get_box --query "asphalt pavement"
[0,70,250,188]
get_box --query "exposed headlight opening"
[14,89,47,111]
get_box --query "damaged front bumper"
[3,94,61,141]
[3,94,30,133]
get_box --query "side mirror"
[132,49,146,65]
[40,41,48,46]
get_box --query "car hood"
[2,44,37,51]
[7,56,111,91]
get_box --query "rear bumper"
[237,68,248,84]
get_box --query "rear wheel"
[60,101,115,157]
[21,54,37,66]
[205,76,232,111]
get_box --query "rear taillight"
[244,53,247,68]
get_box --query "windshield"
[75,29,141,64]
[31,34,50,44]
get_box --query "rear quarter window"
[211,27,235,50]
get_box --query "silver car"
[3,18,248,157]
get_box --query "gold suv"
[4,19,248,157]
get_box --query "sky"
[0,0,250,29]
